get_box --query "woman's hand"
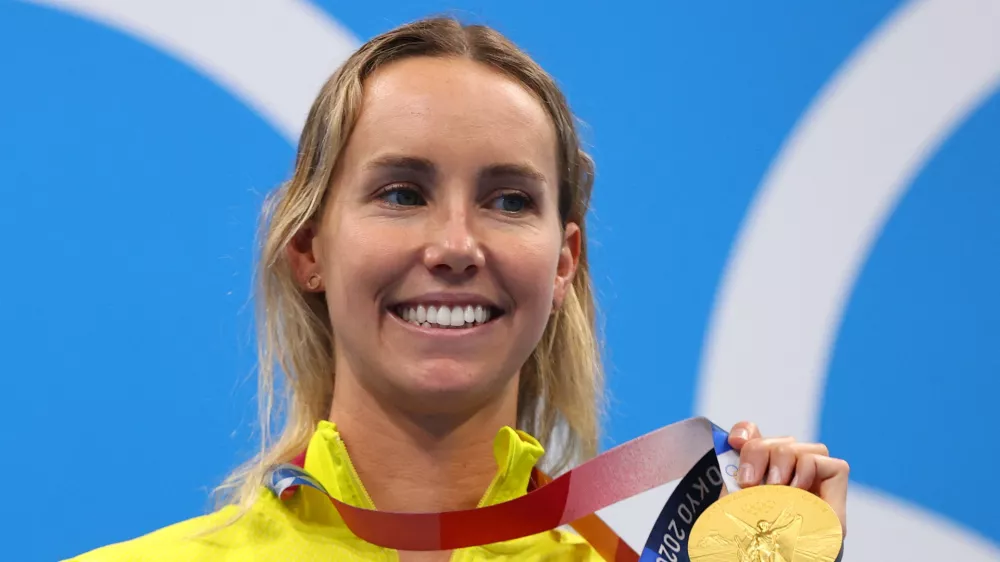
[727,421,850,536]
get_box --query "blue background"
[1,1,996,559]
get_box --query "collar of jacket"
[284,420,546,527]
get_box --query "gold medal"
[688,485,842,561]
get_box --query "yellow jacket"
[67,421,601,561]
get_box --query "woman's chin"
[388,361,513,410]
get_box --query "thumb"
[727,421,760,449]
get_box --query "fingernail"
[767,466,781,485]
[790,474,800,488]
[738,464,755,486]
[733,428,749,441]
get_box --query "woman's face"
[299,56,579,415]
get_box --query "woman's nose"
[422,210,486,277]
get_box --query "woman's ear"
[553,222,581,310]
[286,221,325,292]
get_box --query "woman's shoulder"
[62,506,241,562]
[61,491,390,562]
[59,498,320,562]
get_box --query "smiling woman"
[65,15,849,562]
[68,16,603,562]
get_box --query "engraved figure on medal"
[724,508,801,562]
[688,486,842,562]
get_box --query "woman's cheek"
[494,236,561,313]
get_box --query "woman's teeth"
[396,304,493,328]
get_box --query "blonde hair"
[215,16,603,512]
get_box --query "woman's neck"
[327,374,520,514]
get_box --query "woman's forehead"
[346,57,559,173]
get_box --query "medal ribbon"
[266,417,840,561]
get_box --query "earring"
[306,274,322,290]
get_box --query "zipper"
[477,469,504,508]
[333,435,378,508]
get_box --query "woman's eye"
[380,186,426,207]
[491,192,532,214]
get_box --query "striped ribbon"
[267,417,742,561]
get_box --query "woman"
[69,16,849,562]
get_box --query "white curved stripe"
[695,0,1000,559]
[25,0,359,142]
[847,484,1000,560]
[697,0,1000,438]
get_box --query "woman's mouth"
[390,303,504,329]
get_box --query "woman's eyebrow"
[479,162,547,184]
[363,154,437,178]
